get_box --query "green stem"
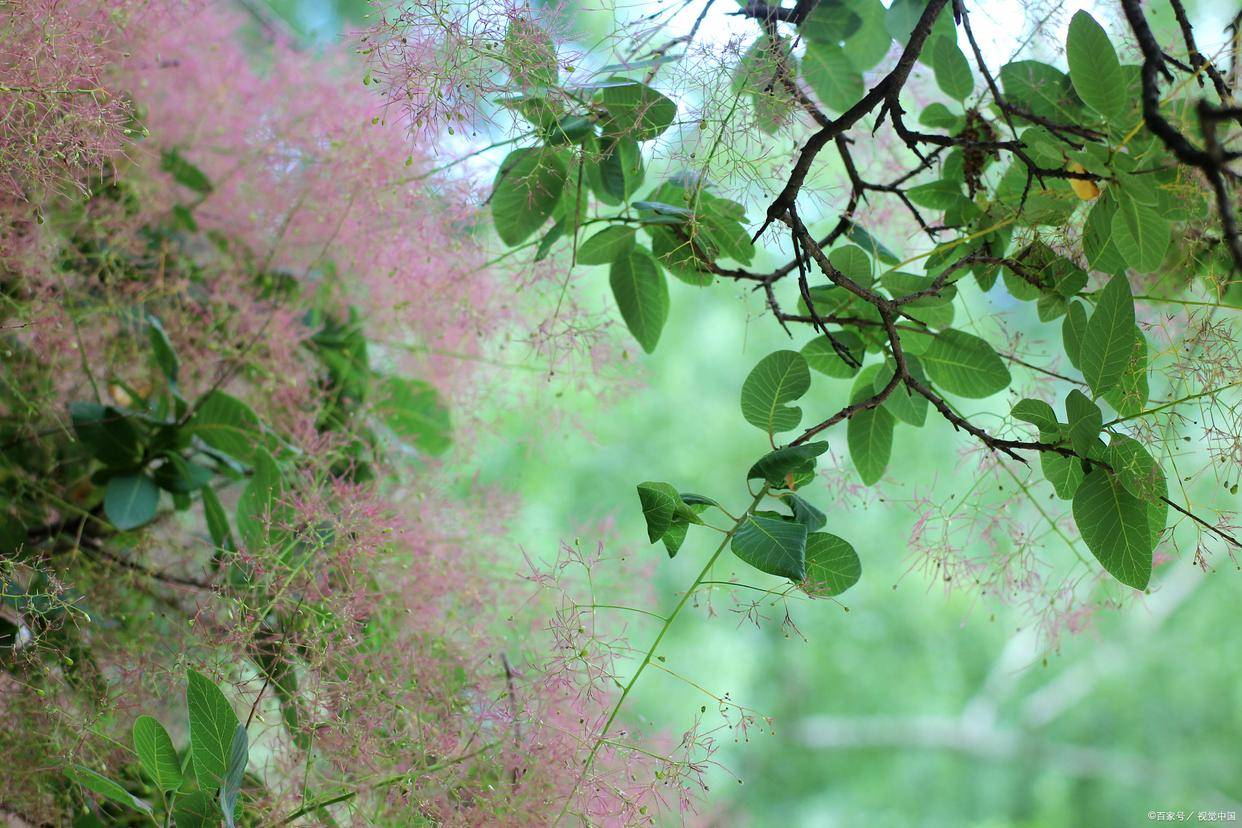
[552,485,769,825]
[1103,381,1242,427]
[279,742,497,824]
[1131,293,1242,311]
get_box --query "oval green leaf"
[802,332,864,379]
[1066,11,1127,124]
[740,350,812,435]
[609,248,669,354]
[731,514,808,581]
[847,405,893,485]
[490,147,568,246]
[801,532,861,597]
[599,81,676,141]
[187,670,241,793]
[576,225,636,265]
[104,474,160,531]
[67,765,153,814]
[1080,274,1135,397]
[931,37,973,100]
[802,41,864,112]
[133,715,183,792]
[920,329,1010,398]
[1072,467,1153,590]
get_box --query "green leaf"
[920,102,962,130]
[999,60,1081,122]
[67,765,152,814]
[1102,328,1149,417]
[907,179,966,210]
[874,357,928,426]
[840,0,892,72]
[802,41,864,112]
[599,81,676,141]
[680,492,722,508]
[543,114,594,146]
[104,474,159,531]
[1012,398,1059,432]
[576,226,636,265]
[1106,435,1164,500]
[505,17,558,88]
[782,493,826,532]
[235,448,283,551]
[1065,11,1127,124]
[1080,275,1135,397]
[699,200,755,264]
[847,406,893,485]
[187,670,241,793]
[70,402,142,467]
[993,163,1077,226]
[201,486,234,551]
[904,300,956,332]
[1062,299,1087,369]
[609,248,669,354]
[219,724,248,828]
[146,315,180,385]
[650,224,714,284]
[490,147,568,246]
[846,224,899,264]
[1081,193,1128,275]
[885,0,936,44]
[1064,389,1102,457]
[172,791,217,828]
[1072,468,1153,590]
[747,441,830,486]
[1042,450,1085,500]
[931,37,973,100]
[731,514,807,581]
[735,35,799,133]
[153,454,212,494]
[161,148,213,194]
[662,520,690,558]
[636,482,680,543]
[133,716,183,792]
[801,532,861,597]
[533,220,565,262]
[595,136,644,202]
[188,391,263,465]
[920,329,1010,398]
[740,350,812,435]
[802,332,864,379]
[828,244,874,284]
[798,284,854,318]
[1107,434,1167,549]
[1112,194,1170,273]
[800,2,862,43]
[377,377,452,456]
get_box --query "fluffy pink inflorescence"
[1,2,670,823]
[0,0,136,197]
[119,3,499,401]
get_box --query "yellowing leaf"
[1068,162,1100,200]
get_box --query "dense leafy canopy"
[486,0,1239,605]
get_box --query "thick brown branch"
[1120,0,1242,271]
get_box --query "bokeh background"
[246,1,1239,824]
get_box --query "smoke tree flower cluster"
[1,2,677,824]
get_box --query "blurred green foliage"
[273,2,1240,824]
[474,269,1241,826]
